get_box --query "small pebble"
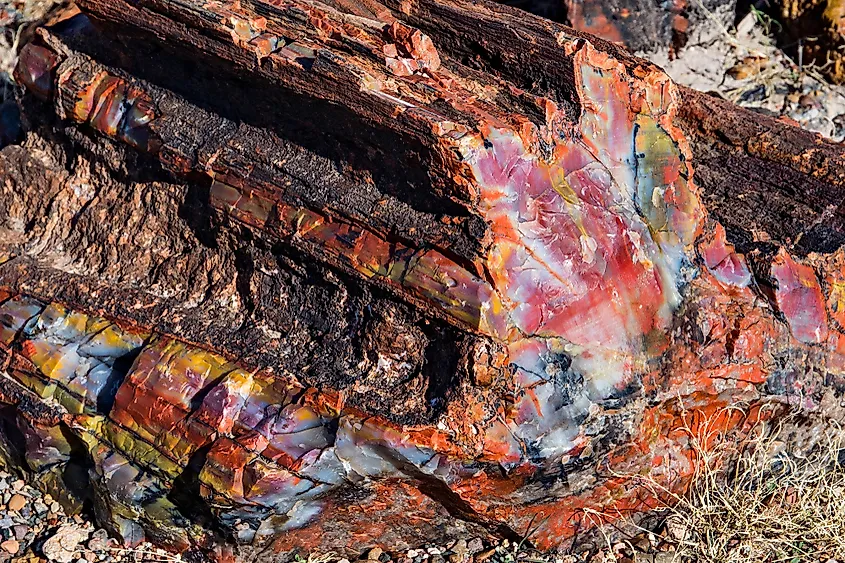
[42,523,90,563]
[7,494,26,512]
[368,547,383,560]
[0,539,19,555]
[449,540,467,553]
[87,535,109,552]
[11,480,24,491]
[475,548,496,563]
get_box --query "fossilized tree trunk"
[1,0,845,561]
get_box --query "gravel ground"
[644,7,845,142]
[0,469,181,563]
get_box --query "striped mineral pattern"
[1,0,845,559]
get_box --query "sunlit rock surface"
[1,0,844,559]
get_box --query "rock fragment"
[3,0,845,558]
[7,494,25,512]
[0,539,19,554]
[42,525,90,563]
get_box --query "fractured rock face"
[1,0,845,559]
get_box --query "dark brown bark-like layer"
[678,87,845,255]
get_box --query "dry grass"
[666,418,845,563]
[104,545,185,562]
[595,403,845,563]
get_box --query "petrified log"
[2,0,845,560]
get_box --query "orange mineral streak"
[822,248,845,331]
[651,275,781,396]
[384,21,442,76]
[815,248,845,373]
[270,481,463,554]
[461,395,777,548]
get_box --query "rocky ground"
[0,469,181,563]
[642,6,845,142]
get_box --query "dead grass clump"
[655,407,845,563]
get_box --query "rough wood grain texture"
[2,0,845,561]
[677,87,845,254]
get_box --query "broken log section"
[2,0,845,559]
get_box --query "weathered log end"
[1,0,845,560]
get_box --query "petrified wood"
[2,0,845,560]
